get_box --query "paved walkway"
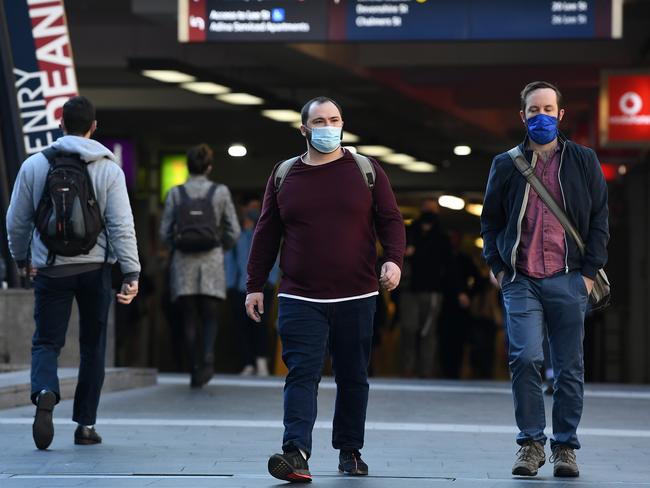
[1,374,649,487]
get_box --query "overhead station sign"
[179,0,623,43]
[4,0,79,156]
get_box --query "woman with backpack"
[160,144,240,387]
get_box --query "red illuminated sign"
[600,163,617,182]
[179,0,207,42]
[603,73,650,146]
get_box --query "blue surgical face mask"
[307,126,342,154]
[246,209,261,222]
[526,114,558,145]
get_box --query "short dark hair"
[520,81,563,112]
[240,193,262,206]
[300,96,343,124]
[62,96,95,135]
[187,143,214,175]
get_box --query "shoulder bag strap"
[507,146,586,256]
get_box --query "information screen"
[178,0,622,43]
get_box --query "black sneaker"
[339,450,368,476]
[74,425,102,445]
[32,390,56,450]
[268,450,312,483]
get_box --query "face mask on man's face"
[246,209,261,222]
[305,126,342,154]
[526,113,558,145]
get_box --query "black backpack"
[34,148,105,264]
[173,183,221,253]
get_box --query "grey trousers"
[399,291,444,377]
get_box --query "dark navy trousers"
[278,296,376,456]
[31,265,112,426]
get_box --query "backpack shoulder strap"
[177,184,190,203]
[206,183,220,201]
[274,156,300,193]
[41,147,58,166]
[507,145,586,256]
[274,153,376,192]
[352,153,375,190]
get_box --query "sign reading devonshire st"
[4,0,79,156]
[179,0,623,43]
[601,73,650,147]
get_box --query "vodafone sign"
[603,74,650,145]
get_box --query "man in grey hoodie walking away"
[6,96,140,450]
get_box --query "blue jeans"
[501,271,588,449]
[31,266,112,426]
[278,296,376,456]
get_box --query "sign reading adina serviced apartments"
[4,0,79,156]
[601,73,650,146]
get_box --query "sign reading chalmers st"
[601,73,650,146]
[4,0,79,156]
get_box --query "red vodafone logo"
[607,74,650,143]
[619,92,643,116]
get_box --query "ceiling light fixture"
[401,162,437,173]
[141,70,196,83]
[466,203,483,217]
[228,144,247,157]
[180,82,230,95]
[438,195,465,211]
[356,145,394,157]
[382,153,415,165]
[454,145,472,156]
[217,93,265,105]
[262,109,302,123]
[342,131,360,143]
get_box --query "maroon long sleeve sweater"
[246,151,405,300]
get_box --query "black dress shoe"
[74,425,102,445]
[33,390,56,450]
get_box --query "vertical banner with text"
[4,0,79,156]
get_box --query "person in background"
[438,231,477,379]
[399,199,452,378]
[467,263,503,378]
[160,144,240,388]
[225,195,279,376]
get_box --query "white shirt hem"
[277,291,379,303]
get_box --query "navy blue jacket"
[480,135,609,282]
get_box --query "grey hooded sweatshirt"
[6,136,140,281]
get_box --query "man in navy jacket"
[481,81,608,478]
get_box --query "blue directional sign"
[179,0,622,43]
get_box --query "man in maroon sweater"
[246,97,405,482]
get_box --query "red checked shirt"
[517,145,567,278]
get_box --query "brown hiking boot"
[551,445,579,477]
[512,440,545,476]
